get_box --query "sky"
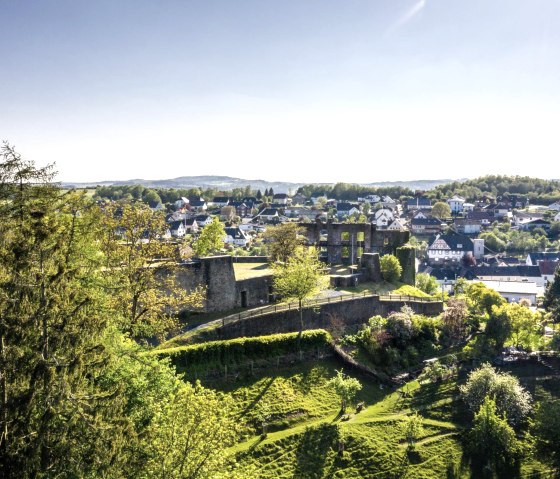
[1,0,560,184]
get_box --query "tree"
[272,247,327,340]
[460,363,532,426]
[431,201,451,219]
[264,222,305,263]
[0,144,126,477]
[99,203,205,339]
[328,370,362,414]
[466,396,523,475]
[486,303,515,350]
[380,254,402,283]
[192,217,226,257]
[544,264,560,323]
[403,413,424,449]
[530,394,560,467]
[466,282,506,316]
[441,298,469,343]
[415,272,438,295]
[145,382,238,479]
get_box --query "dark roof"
[406,197,431,208]
[429,233,474,251]
[412,217,443,226]
[184,218,197,226]
[229,201,247,208]
[273,193,289,199]
[336,202,358,212]
[189,199,206,207]
[259,208,279,216]
[212,196,230,202]
[195,214,211,222]
[418,265,477,281]
[525,219,551,226]
[169,220,185,230]
[474,265,541,278]
[539,261,560,276]
[225,227,247,239]
[466,211,494,221]
[528,252,560,264]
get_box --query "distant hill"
[62,176,456,193]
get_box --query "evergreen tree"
[544,265,560,322]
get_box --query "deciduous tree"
[264,222,305,263]
[328,370,362,414]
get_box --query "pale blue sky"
[2,0,560,183]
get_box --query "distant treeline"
[428,175,560,205]
[296,183,415,201]
[94,184,261,204]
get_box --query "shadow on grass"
[292,423,339,479]
[238,376,276,420]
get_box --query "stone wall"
[174,256,272,312]
[197,295,443,341]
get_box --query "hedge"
[152,329,332,369]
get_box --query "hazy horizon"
[2,1,560,183]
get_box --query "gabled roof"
[336,202,358,212]
[189,199,207,207]
[475,265,541,278]
[528,252,560,264]
[184,218,198,226]
[259,208,279,216]
[212,196,230,203]
[169,220,185,230]
[195,214,212,222]
[539,260,559,276]
[412,217,443,226]
[466,211,494,221]
[224,227,247,240]
[273,193,289,199]
[429,233,474,251]
[406,197,431,208]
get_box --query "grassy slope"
[194,356,557,478]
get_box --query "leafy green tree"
[530,394,560,468]
[100,203,205,339]
[419,360,447,383]
[441,298,469,343]
[431,201,451,218]
[380,254,403,283]
[415,272,438,295]
[544,264,560,323]
[0,144,125,477]
[192,217,226,257]
[466,396,523,475]
[466,282,506,316]
[263,222,305,263]
[460,363,532,426]
[403,413,424,449]
[328,370,362,414]
[272,247,327,340]
[486,303,515,350]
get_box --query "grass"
[189,350,560,478]
[336,280,405,295]
[233,262,273,280]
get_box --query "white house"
[272,193,290,205]
[169,220,187,238]
[387,218,408,231]
[427,233,475,265]
[174,197,189,209]
[447,196,465,214]
[463,203,475,212]
[548,201,560,211]
[476,280,538,306]
[555,212,560,222]
[224,227,249,247]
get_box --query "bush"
[152,330,332,370]
[380,254,403,283]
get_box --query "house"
[476,280,538,305]
[169,220,187,238]
[212,196,231,207]
[382,196,396,204]
[174,197,189,209]
[373,209,394,229]
[336,203,360,218]
[411,216,445,235]
[427,233,481,265]
[519,219,551,232]
[555,212,560,222]
[229,201,249,218]
[387,218,408,231]
[483,203,511,220]
[291,193,306,205]
[254,208,280,223]
[284,206,326,221]
[463,203,475,213]
[188,198,207,212]
[150,201,166,212]
[358,194,381,203]
[183,218,199,234]
[513,212,544,228]
[406,197,432,212]
[548,201,560,211]
[526,252,560,266]
[539,261,559,287]
[454,218,482,235]
[466,211,494,226]
[447,196,465,214]
[272,193,291,205]
[474,265,544,287]
[195,214,214,227]
[224,227,250,247]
